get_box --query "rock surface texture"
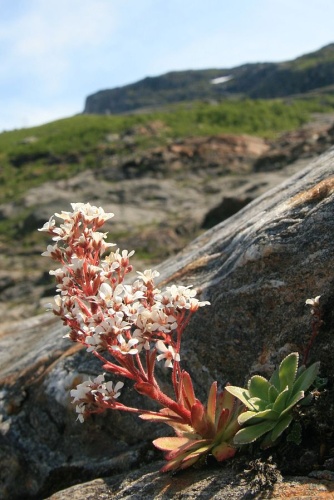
[1,149,334,498]
[1,118,334,324]
[47,461,334,500]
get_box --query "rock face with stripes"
[1,149,334,499]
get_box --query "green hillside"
[2,96,334,205]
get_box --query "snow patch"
[210,75,233,85]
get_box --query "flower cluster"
[40,203,209,375]
[70,374,124,422]
[305,295,321,315]
[41,203,236,471]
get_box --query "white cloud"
[0,0,118,94]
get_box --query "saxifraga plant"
[226,352,320,449]
[40,203,321,472]
[39,203,242,472]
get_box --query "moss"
[243,456,283,495]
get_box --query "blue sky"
[1,0,334,132]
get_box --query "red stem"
[303,309,323,365]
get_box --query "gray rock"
[156,147,334,387]
[1,149,334,498]
[46,461,334,499]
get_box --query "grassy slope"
[1,93,334,321]
[2,96,334,201]
[1,95,334,247]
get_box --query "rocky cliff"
[1,149,334,499]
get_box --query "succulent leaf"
[268,384,279,403]
[223,410,242,439]
[178,452,206,470]
[272,385,290,414]
[191,400,205,426]
[169,425,198,438]
[280,390,304,417]
[181,371,197,410]
[153,436,192,451]
[217,408,230,433]
[159,440,213,472]
[238,410,257,425]
[270,414,294,443]
[233,420,276,445]
[165,439,211,461]
[140,408,183,423]
[248,375,272,401]
[269,364,280,391]
[207,381,217,425]
[178,444,212,469]
[226,353,320,450]
[212,441,237,461]
[248,396,268,411]
[191,400,212,436]
[225,386,253,409]
[278,352,299,391]
[238,408,278,425]
[292,361,320,396]
[160,454,187,472]
[218,385,239,414]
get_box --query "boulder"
[1,148,334,499]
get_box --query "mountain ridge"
[84,43,334,115]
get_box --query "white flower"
[99,283,123,304]
[306,295,321,314]
[41,244,58,257]
[91,374,124,399]
[101,258,120,273]
[93,374,106,385]
[38,216,56,232]
[70,380,92,402]
[111,334,139,355]
[99,380,124,401]
[123,284,145,304]
[132,329,151,351]
[49,266,68,278]
[91,231,108,244]
[85,333,104,352]
[188,297,211,312]
[70,374,105,400]
[136,269,160,284]
[156,340,180,368]
[113,249,135,262]
[71,203,114,223]
[305,295,321,307]
[75,403,86,423]
[135,309,160,333]
[93,312,131,337]
[68,258,85,272]
[55,203,114,224]
[159,284,210,311]
[52,294,64,314]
